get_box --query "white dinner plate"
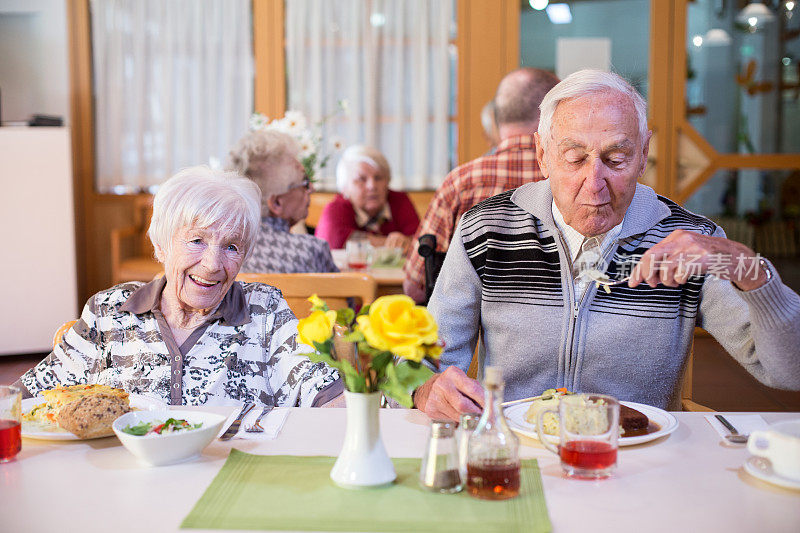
[21,394,167,441]
[504,400,679,447]
[743,456,800,491]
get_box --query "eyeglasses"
[286,176,312,192]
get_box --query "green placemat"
[181,451,550,533]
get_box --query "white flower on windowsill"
[249,106,346,181]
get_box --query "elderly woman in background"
[228,129,338,273]
[16,166,342,408]
[315,145,420,251]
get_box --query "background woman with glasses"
[228,129,338,274]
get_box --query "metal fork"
[245,405,275,433]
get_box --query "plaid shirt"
[403,135,544,291]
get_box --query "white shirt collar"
[551,201,624,261]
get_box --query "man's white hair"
[148,165,262,260]
[335,145,391,195]
[537,70,649,150]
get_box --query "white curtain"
[286,0,454,191]
[90,0,253,193]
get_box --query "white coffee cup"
[747,419,800,481]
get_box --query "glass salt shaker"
[419,420,463,493]
[466,366,521,500]
[458,413,480,482]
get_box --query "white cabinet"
[0,126,77,354]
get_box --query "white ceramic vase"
[330,391,396,489]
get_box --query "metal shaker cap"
[459,412,480,431]
[431,420,456,438]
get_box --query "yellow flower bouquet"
[297,294,441,407]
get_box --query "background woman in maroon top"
[315,145,419,251]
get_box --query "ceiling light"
[704,28,733,46]
[736,2,776,30]
[529,0,549,11]
[546,4,572,24]
[692,35,704,47]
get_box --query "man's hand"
[628,229,769,291]
[413,366,484,421]
[384,231,412,254]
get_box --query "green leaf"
[357,304,371,317]
[344,331,365,343]
[339,359,367,392]
[370,351,393,373]
[312,339,332,353]
[122,421,152,436]
[305,351,342,372]
[394,360,434,390]
[379,364,412,407]
[336,308,355,327]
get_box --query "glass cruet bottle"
[466,366,521,500]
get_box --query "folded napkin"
[182,452,551,533]
[705,414,768,440]
[218,406,289,441]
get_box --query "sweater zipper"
[558,233,620,390]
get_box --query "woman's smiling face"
[159,222,245,314]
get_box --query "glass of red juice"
[0,385,22,462]
[345,236,372,271]
[535,393,619,479]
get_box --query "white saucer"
[743,456,800,490]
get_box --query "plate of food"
[21,384,166,441]
[504,392,678,447]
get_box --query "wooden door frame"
[649,0,800,203]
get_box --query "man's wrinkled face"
[536,92,651,237]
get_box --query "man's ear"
[534,132,549,177]
[266,194,282,217]
[639,130,653,176]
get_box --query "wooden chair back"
[53,320,78,348]
[681,329,714,412]
[235,272,377,318]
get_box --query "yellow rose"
[297,309,337,347]
[356,295,439,362]
[307,293,326,310]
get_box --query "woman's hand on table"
[413,366,484,421]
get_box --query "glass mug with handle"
[535,393,620,479]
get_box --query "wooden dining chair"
[52,320,78,348]
[235,272,378,318]
[681,329,715,412]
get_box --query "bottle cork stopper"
[484,366,503,386]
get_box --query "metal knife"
[219,402,255,441]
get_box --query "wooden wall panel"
[253,0,286,119]
[456,0,519,165]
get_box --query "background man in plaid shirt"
[403,67,559,303]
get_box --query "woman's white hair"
[148,165,262,260]
[537,70,649,150]
[335,145,391,195]
[227,129,302,211]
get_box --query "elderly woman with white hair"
[17,166,343,407]
[315,145,420,251]
[228,129,337,273]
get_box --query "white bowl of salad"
[112,409,226,466]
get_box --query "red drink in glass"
[0,419,21,462]
[347,262,368,270]
[560,440,617,475]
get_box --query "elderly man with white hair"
[228,129,338,274]
[17,166,343,408]
[315,145,420,251]
[413,70,800,420]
